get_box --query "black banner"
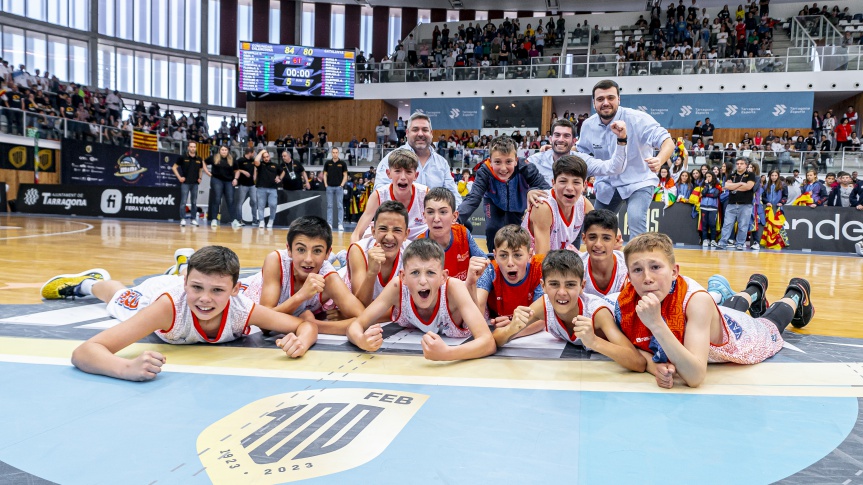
[233,189,327,226]
[61,139,180,187]
[0,142,59,172]
[17,184,180,220]
[781,206,863,253]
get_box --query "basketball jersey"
[581,250,628,297]
[363,183,429,241]
[344,236,408,300]
[155,285,255,344]
[543,292,614,345]
[392,277,471,338]
[417,224,472,281]
[487,254,545,318]
[523,190,587,251]
[239,250,337,317]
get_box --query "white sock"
[78,278,96,296]
[708,291,722,304]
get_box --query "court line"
[0,222,94,241]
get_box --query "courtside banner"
[61,139,180,188]
[780,206,863,253]
[410,98,482,130]
[618,92,814,129]
[17,184,179,220]
[0,142,58,172]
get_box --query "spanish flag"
[132,131,159,151]
[760,205,789,249]
[792,192,814,206]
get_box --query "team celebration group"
[40,81,814,390]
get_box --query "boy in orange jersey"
[351,149,429,242]
[465,225,544,327]
[616,232,814,389]
[417,187,488,280]
[346,239,496,361]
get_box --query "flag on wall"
[132,131,159,151]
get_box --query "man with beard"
[576,79,673,239]
[374,112,461,206]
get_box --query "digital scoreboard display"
[238,42,355,98]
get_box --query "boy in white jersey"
[346,239,496,361]
[580,209,628,298]
[351,149,429,242]
[241,216,364,335]
[493,251,645,370]
[523,155,595,255]
[616,233,814,389]
[345,200,410,306]
[41,246,318,382]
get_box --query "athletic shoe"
[702,240,710,247]
[787,278,814,328]
[190,218,199,226]
[746,273,769,318]
[727,238,735,245]
[856,241,863,257]
[180,219,186,226]
[709,240,719,248]
[330,249,347,268]
[164,248,194,276]
[259,221,265,229]
[750,242,760,251]
[338,224,345,232]
[735,244,745,251]
[707,275,734,305]
[40,269,110,300]
[211,219,218,228]
[231,220,241,229]
[266,221,274,229]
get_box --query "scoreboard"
[238,42,355,98]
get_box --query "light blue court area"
[0,361,858,484]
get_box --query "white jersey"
[345,236,409,300]
[105,275,184,322]
[363,183,429,241]
[523,190,587,251]
[580,250,628,297]
[392,278,471,338]
[239,249,337,317]
[542,293,613,346]
[155,284,256,344]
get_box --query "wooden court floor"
[1,214,861,339]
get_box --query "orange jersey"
[487,254,545,318]
[418,224,472,280]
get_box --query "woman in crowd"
[691,168,703,187]
[700,171,722,246]
[206,145,237,228]
[676,171,694,203]
[763,169,787,209]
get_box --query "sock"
[709,291,723,304]
[77,278,96,296]
[784,287,802,305]
[744,285,761,303]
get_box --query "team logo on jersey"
[457,252,469,262]
[197,388,428,484]
[413,217,424,225]
[115,289,142,310]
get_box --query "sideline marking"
[0,221,93,241]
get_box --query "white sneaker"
[855,241,863,257]
[191,218,199,226]
[702,240,710,247]
[211,219,218,228]
[259,221,265,229]
[338,224,345,232]
[266,221,274,229]
[165,248,195,275]
[750,243,760,251]
[180,219,186,226]
[231,220,241,229]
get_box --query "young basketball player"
[345,200,410,306]
[616,233,814,389]
[240,216,364,334]
[41,246,318,381]
[466,225,544,327]
[346,239,495,361]
[579,209,628,298]
[351,149,429,242]
[523,155,595,254]
[493,250,646,371]
[417,187,487,281]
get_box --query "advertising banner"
[619,92,814,129]
[17,184,180,220]
[410,98,483,130]
[0,142,58,172]
[61,139,180,188]
[780,206,863,253]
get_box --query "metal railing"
[690,149,863,173]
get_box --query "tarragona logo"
[197,388,428,483]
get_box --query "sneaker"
[259,221,265,229]
[746,274,769,318]
[40,269,110,300]
[190,218,199,226]
[231,220,241,229]
[702,239,710,247]
[856,241,863,257]
[709,240,719,248]
[707,275,734,305]
[332,249,347,268]
[338,224,345,232]
[180,219,186,226]
[266,221,274,229]
[727,238,735,245]
[735,244,745,251]
[211,219,219,228]
[165,248,194,276]
[786,278,814,328]
[750,243,760,251]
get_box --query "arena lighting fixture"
[546,0,560,10]
[450,0,463,8]
[511,103,516,107]
[495,105,499,110]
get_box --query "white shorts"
[105,275,184,322]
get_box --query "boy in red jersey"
[466,225,544,327]
[417,187,487,280]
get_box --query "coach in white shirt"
[374,112,462,206]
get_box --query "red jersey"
[418,224,472,280]
[487,254,545,318]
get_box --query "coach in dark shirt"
[172,141,204,226]
[280,149,308,191]
[323,148,348,231]
[718,156,756,250]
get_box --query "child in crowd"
[457,135,550,251]
[346,239,495,361]
[675,171,694,203]
[522,155,594,255]
[466,225,544,327]
[614,233,814,389]
[699,172,721,246]
[799,169,828,207]
[493,251,645,373]
[351,149,429,242]
[240,216,364,334]
[344,200,410,307]
[579,209,628,298]
[40,246,318,381]
[827,171,863,208]
[417,187,487,281]
[762,170,788,209]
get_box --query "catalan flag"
[760,205,789,249]
[792,192,814,206]
[132,131,159,151]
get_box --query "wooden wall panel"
[1,170,61,202]
[247,99,398,143]
[826,93,863,129]
[541,96,553,135]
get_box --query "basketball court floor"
[2,214,863,484]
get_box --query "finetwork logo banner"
[619,93,814,129]
[410,98,482,130]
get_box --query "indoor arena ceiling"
[330,0,805,14]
